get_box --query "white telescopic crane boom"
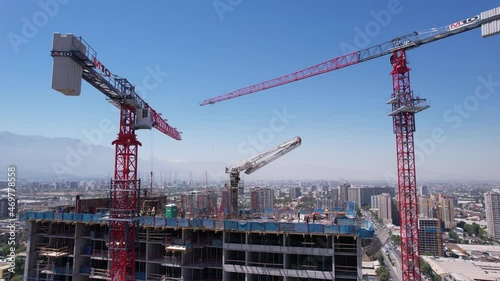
[225,136,302,218]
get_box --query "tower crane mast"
[200,7,500,281]
[226,136,301,218]
[50,33,181,281]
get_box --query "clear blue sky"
[1,1,499,182]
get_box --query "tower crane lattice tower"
[200,8,500,281]
[50,33,182,281]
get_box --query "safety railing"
[21,211,374,238]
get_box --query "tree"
[11,275,23,281]
[377,250,385,265]
[421,258,432,276]
[377,217,384,224]
[14,257,24,276]
[449,231,459,241]
[391,235,401,245]
[376,266,391,281]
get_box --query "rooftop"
[21,211,374,238]
[423,256,500,281]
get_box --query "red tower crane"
[200,8,500,281]
[50,33,182,281]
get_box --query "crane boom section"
[200,8,500,106]
[227,136,301,175]
[51,34,182,140]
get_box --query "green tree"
[377,217,384,224]
[11,275,23,281]
[377,250,385,265]
[391,235,401,245]
[376,265,391,281]
[14,257,24,276]
[421,258,432,276]
[432,274,442,281]
[449,231,459,241]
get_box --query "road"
[384,244,402,281]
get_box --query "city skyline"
[1,2,500,183]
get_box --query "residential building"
[339,183,350,202]
[439,196,455,229]
[250,187,274,211]
[290,187,301,199]
[485,191,500,240]
[418,217,442,257]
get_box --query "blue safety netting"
[250,222,265,231]
[357,228,375,238]
[340,225,354,234]
[308,224,324,233]
[189,219,203,228]
[155,218,166,226]
[177,219,189,227]
[266,222,279,232]
[279,223,294,232]
[324,225,340,234]
[166,218,178,227]
[224,220,238,230]
[238,221,250,231]
[294,223,308,233]
[142,217,153,226]
[202,219,215,229]
[82,214,93,222]
[20,211,373,237]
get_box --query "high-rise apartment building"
[439,196,455,229]
[290,187,302,199]
[250,187,275,211]
[339,183,350,202]
[486,191,500,240]
[418,217,442,256]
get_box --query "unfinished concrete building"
[22,202,373,281]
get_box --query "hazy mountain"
[0,131,207,181]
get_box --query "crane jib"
[91,56,112,77]
[449,15,480,31]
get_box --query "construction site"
[21,197,374,281]
[18,5,500,281]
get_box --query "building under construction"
[21,198,374,281]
